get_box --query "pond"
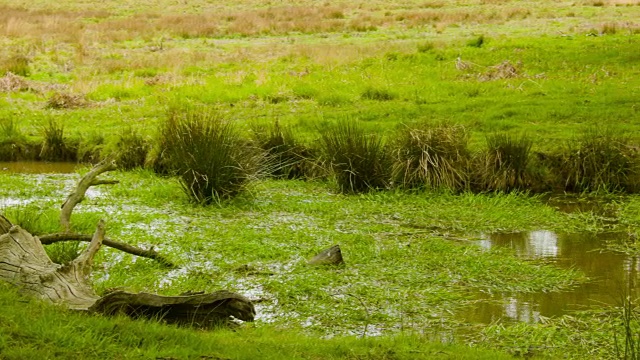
[462,230,639,323]
[0,161,78,174]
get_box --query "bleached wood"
[60,159,117,232]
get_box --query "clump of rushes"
[560,129,637,192]
[112,128,150,170]
[319,119,391,193]
[361,86,397,101]
[39,119,76,161]
[160,107,264,204]
[475,133,533,192]
[391,123,470,191]
[251,121,318,179]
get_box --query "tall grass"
[112,128,149,170]
[250,121,317,179]
[560,129,637,192]
[319,120,390,193]
[391,123,470,191]
[39,119,77,161]
[475,134,533,192]
[614,295,640,360]
[159,107,264,203]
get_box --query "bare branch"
[60,159,117,232]
[39,233,176,268]
[73,219,105,274]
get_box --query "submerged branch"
[39,233,176,268]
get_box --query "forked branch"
[60,159,117,232]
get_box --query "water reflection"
[466,231,639,324]
[0,161,77,174]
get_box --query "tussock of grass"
[361,86,398,101]
[39,119,77,162]
[560,129,637,192]
[320,119,391,193]
[251,121,321,180]
[474,134,533,192]
[159,107,264,203]
[111,128,149,170]
[391,123,470,191]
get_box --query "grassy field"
[2,0,640,358]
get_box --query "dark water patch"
[462,231,639,324]
[544,194,619,220]
[0,161,78,174]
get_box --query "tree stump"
[308,244,344,266]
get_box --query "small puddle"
[462,231,639,324]
[0,161,78,174]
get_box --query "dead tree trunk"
[0,160,255,326]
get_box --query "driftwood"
[308,244,344,266]
[91,290,255,326]
[0,160,255,327]
[0,222,102,310]
[60,159,117,233]
[39,233,176,268]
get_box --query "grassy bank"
[0,283,513,360]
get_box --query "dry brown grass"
[0,72,34,92]
[45,92,89,109]
[0,6,107,41]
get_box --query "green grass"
[2,0,640,357]
[1,167,638,358]
[0,283,514,360]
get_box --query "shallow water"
[463,231,639,323]
[0,161,78,174]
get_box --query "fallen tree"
[0,160,255,326]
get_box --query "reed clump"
[251,121,321,180]
[39,119,77,162]
[159,107,264,203]
[319,120,391,193]
[559,129,637,192]
[112,129,149,170]
[391,123,470,191]
[474,134,533,192]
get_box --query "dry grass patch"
[479,60,522,81]
[0,72,34,92]
[46,92,89,109]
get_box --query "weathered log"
[0,214,11,235]
[0,223,256,325]
[308,244,344,266]
[90,290,255,327]
[60,159,117,232]
[39,233,176,268]
[0,225,100,309]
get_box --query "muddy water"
[463,231,639,323]
[0,161,78,174]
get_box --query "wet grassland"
[2,0,640,358]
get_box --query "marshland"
[1,0,640,358]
